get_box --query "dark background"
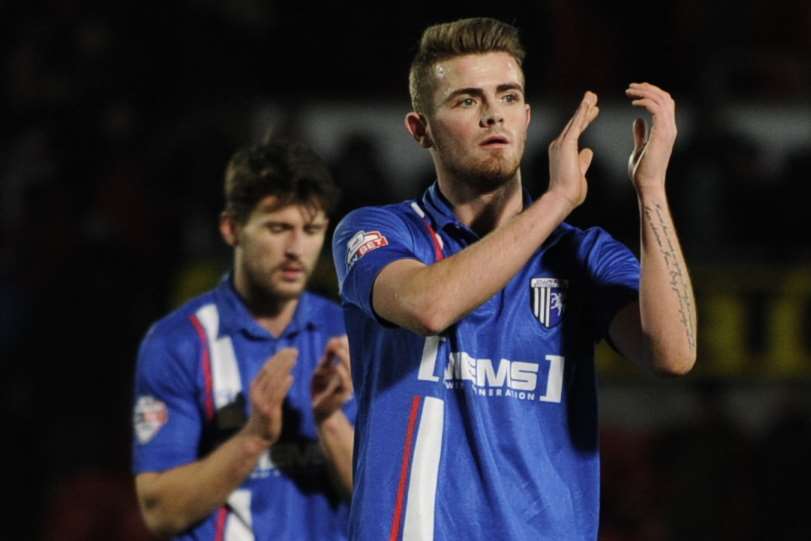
[2,1,810,539]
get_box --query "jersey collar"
[420,182,460,231]
[215,274,318,339]
[420,181,534,236]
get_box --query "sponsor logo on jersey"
[133,395,168,444]
[530,277,568,328]
[346,230,388,267]
[441,352,564,403]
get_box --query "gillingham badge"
[530,277,568,328]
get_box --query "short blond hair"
[408,17,526,114]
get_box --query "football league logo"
[531,277,568,328]
[133,395,169,444]
[346,230,389,267]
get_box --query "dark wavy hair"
[223,140,339,223]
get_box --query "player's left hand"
[311,336,353,423]
[625,82,678,191]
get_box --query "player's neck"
[234,276,299,337]
[252,298,299,337]
[438,173,523,236]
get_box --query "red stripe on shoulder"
[190,314,215,421]
[423,222,444,262]
[214,506,228,541]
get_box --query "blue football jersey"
[332,183,640,541]
[132,275,355,541]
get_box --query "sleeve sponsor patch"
[346,230,389,267]
[133,395,169,444]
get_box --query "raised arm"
[609,83,697,376]
[373,92,600,335]
[135,348,297,538]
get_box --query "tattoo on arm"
[643,203,696,349]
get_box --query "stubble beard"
[243,262,310,310]
[457,155,520,192]
[439,139,524,194]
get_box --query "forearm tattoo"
[643,203,696,350]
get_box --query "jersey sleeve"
[582,227,641,340]
[332,206,421,322]
[132,324,203,473]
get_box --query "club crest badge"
[133,395,169,444]
[346,230,389,267]
[530,277,568,328]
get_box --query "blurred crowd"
[598,381,811,541]
[1,1,809,539]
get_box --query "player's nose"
[284,230,304,256]
[479,105,504,127]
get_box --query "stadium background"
[2,1,809,539]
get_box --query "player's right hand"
[243,347,298,446]
[546,91,600,210]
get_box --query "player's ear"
[219,211,239,247]
[404,112,433,149]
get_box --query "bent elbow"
[382,290,454,335]
[414,316,446,337]
[137,489,190,539]
[411,303,455,336]
[651,349,696,378]
[139,505,181,540]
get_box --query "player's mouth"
[280,265,307,280]
[480,134,510,147]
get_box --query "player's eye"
[502,93,521,103]
[304,224,325,235]
[457,97,476,108]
